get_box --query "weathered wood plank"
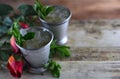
[1,61,120,79]
[60,61,120,79]
[65,20,120,61]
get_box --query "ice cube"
[45,6,69,23]
[23,28,51,50]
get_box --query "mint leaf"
[50,41,71,58]
[23,32,35,40]
[38,10,46,19]
[56,47,71,57]
[45,6,54,15]
[11,21,24,46]
[45,59,61,78]
[33,0,54,19]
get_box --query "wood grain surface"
[1,61,120,79]
[0,0,120,20]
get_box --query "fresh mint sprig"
[47,41,71,78]
[45,59,61,78]
[10,21,35,46]
[33,0,54,19]
[50,41,71,58]
[11,21,24,46]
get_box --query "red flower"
[19,22,29,29]
[10,36,20,54]
[7,56,23,78]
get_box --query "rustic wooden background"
[0,0,120,20]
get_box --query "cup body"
[16,27,53,69]
[40,5,71,45]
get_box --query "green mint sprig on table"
[45,41,71,78]
[50,41,71,58]
[45,59,61,78]
[33,0,54,19]
[47,41,71,78]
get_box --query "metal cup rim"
[16,27,54,51]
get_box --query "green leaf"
[41,6,47,16]
[50,40,56,48]
[50,48,56,58]
[49,62,55,70]
[45,6,54,15]
[23,32,35,40]
[0,4,13,16]
[52,68,60,78]
[56,47,71,57]
[0,52,9,61]
[18,4,37,16]
[33,0,54,19]
[11,21,24,46]
[38,10,45,19]
[47,59,61,78]
[50,41,71,58]
[36,0,43,9]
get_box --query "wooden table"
[1,20,120,79]
[67,20,120,61]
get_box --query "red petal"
[15,61,23,78]
[19,22,29,29]
[7,56,17,77]
[7,56,23,78]
[10,36,20,54]
[7,56,15,70]
[7,63,17,77]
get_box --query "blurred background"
[0,0,120,20]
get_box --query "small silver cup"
[16,27,53,73]
[40,5,71,45]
